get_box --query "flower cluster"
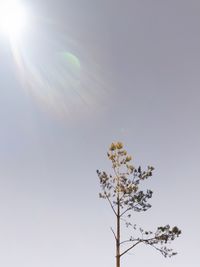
[97,142,154,214]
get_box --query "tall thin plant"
[97,142,181,267]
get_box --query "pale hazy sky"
[0,1,199,267]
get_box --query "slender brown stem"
[116,196,120,267]
[116,164,120,267]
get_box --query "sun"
[0,0,28,40]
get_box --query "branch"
[120,236,157,257]
[105,193,117,216]
[119,192,126,201]
[120,239,137,245]
[149,243,165,254]
[146,243,176,257]
[120,240,141,257]
[120,207,132,217]
[110,227,117,241]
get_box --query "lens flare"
[63,52,81,70]
[5,10,109,119]
[0,0,27,40]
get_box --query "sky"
[0,0,200,266]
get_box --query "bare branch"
[120,240,141,257]
[110,227,117,241]
[120,207,132,217]
[149,243,166,254]
[120,239,137,245]
[105,193,117,216]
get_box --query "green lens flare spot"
[63,52,81,69]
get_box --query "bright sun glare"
[0,0,27,40]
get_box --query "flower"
[110,143,116,151]
[116,142,123,149]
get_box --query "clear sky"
[0,0,199,266]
